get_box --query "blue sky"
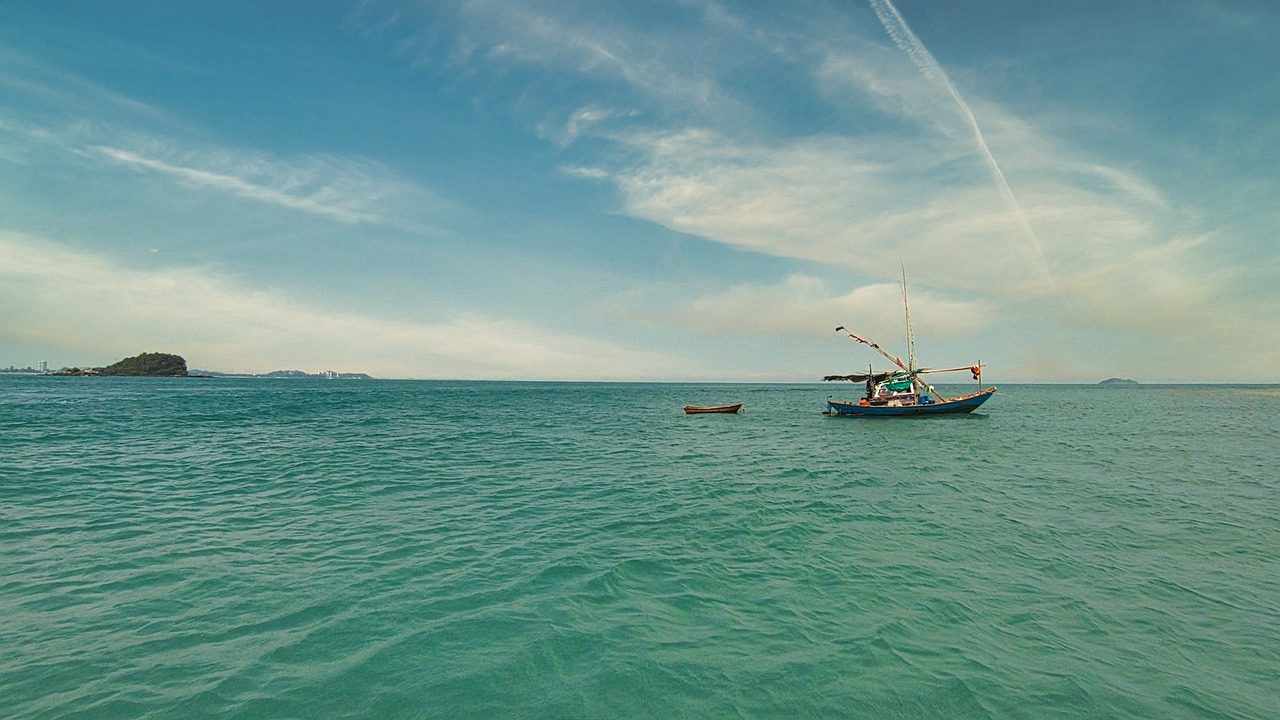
[1,1,1276,381]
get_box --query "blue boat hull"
[827,387,996,417]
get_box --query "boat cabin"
[866,372,931,407]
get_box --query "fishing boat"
[683,403,744,414]
[825,373,995,416]
[824,269,995,417]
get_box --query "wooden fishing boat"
[825,268,995,417]
[683,403,743,414]
[826,383,995,416]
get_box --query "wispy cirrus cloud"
[0,46,176,125]
[362,0,760,124]
[0,115,459,231]
[94,145,383,225]
[0,42,455,230]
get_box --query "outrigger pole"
[917,365,983,377]
[835,326,908,372]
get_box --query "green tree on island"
[101,352,189,376]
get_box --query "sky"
[1,1,1277,382]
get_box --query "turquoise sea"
[2,377,1278,719]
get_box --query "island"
[54,352,189,376]
[1098,377,1139,386]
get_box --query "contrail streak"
[869,0,1056,289]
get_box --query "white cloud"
[591,112,1279,378]
[0,231,678,380]
[606,128,1048,290]
[544,105,636,148]
[592,91,1262,356]
[609,273,992,345]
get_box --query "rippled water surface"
[3,377,1278,718]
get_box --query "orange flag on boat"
[970,365,981,380]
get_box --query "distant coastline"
[1098,377,1139,386]
[190,369,374,380]
[8,352,372,379]
[2,366,49,375]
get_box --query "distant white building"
[322,370,337,379]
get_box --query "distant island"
[54,352,189,377]
[1099,377,1139,386]
[44,352,371,379]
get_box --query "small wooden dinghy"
[683,403,743,414]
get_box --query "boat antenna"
[900,263,916,373]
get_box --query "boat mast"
[898,264,949,400]
[900,264,916,373]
